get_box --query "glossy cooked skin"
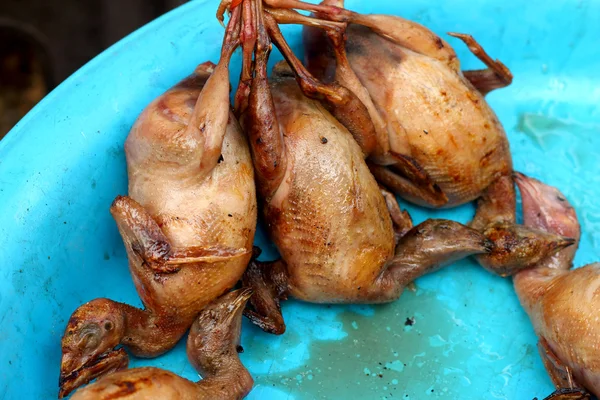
[227,3,491,335]
[513,173,600,395]
[231,1,571,280]
[124,72,256,320]
[70,368,203,400]
[59,57,257,396]
[517,265,600,395]
[266,70,395,302]
[286,2,568,276]
[70,289,254,400]
[343,23,512,207]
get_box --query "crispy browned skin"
[237,0,574,276]
[223,2,492,335]
[239,55,491,334]
[255,0,581,276]
[300,2,511,207]
[262,0,518,215]
[263,11,377,156]
[265,68,396,302]
[59,9,257,397]
[343,23,511,206]
[69,289,254,400]
[513,173,599,398]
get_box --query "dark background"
[0,0,188,138]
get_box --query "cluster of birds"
[57,0,599,399]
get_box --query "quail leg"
[448,32,513,95]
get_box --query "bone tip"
[512,171,526,182]
[512,171,540,196]
[559,237,577,249]
[238,287,254,302]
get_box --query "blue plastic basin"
[1,0,599,398]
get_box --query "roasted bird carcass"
[514,173,598,400]
[58,9,256,397]
[68,289,254,400]
[225,0,493,335]
[248,0,575,276]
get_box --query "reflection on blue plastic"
[0,0,599,398]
